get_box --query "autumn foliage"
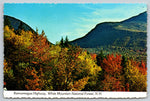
[25,67,44,90]
[102,54,122,76]
[99,54,147,91]
[4,26,147,91]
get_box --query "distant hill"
[4,15,35,33]
[71,12,147,49]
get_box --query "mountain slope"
[4,15,53,45]
[4,15,35,33]
[71,12,147,49]
[122,11,147,23]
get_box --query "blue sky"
[4,3,147,44]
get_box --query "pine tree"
[64,36,69,47]
[60,37,64,48]
[96,50,104,66]
[121,55,127,69]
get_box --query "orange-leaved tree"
[102,75,125,91]
[25,67,44,90]
[28,31,54,90]
[102,54,122,77]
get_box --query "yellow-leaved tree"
[124,60,147,91]
[53,45,101,91]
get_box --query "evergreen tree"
[121,55,127,69]
[60,37,64,48]
[96,50,104,66]
[64,36,69,47]
[121,55,128,85]
[121,55,127,75]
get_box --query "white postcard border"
[3,91,147,98]
[1,0,150,100]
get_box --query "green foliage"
[60,36,70,48]
[64,36,69,47]
[96,50,105,66]
[85,45,147,62]
[60,37,64,47]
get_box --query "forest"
[4,24,147,91]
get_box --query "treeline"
[4,25,147,91]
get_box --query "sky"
[4,3,147,44]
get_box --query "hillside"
[4,15,53,45]
[4,15,35,33]
[71,12,147,49]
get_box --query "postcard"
[3,3,147,98]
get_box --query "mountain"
[4,15,35,33]
[71,12,147,49]
[123,11,147,23]
[4,15,54,45]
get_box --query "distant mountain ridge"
[122,11,147,23]
[71,12,147,49]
